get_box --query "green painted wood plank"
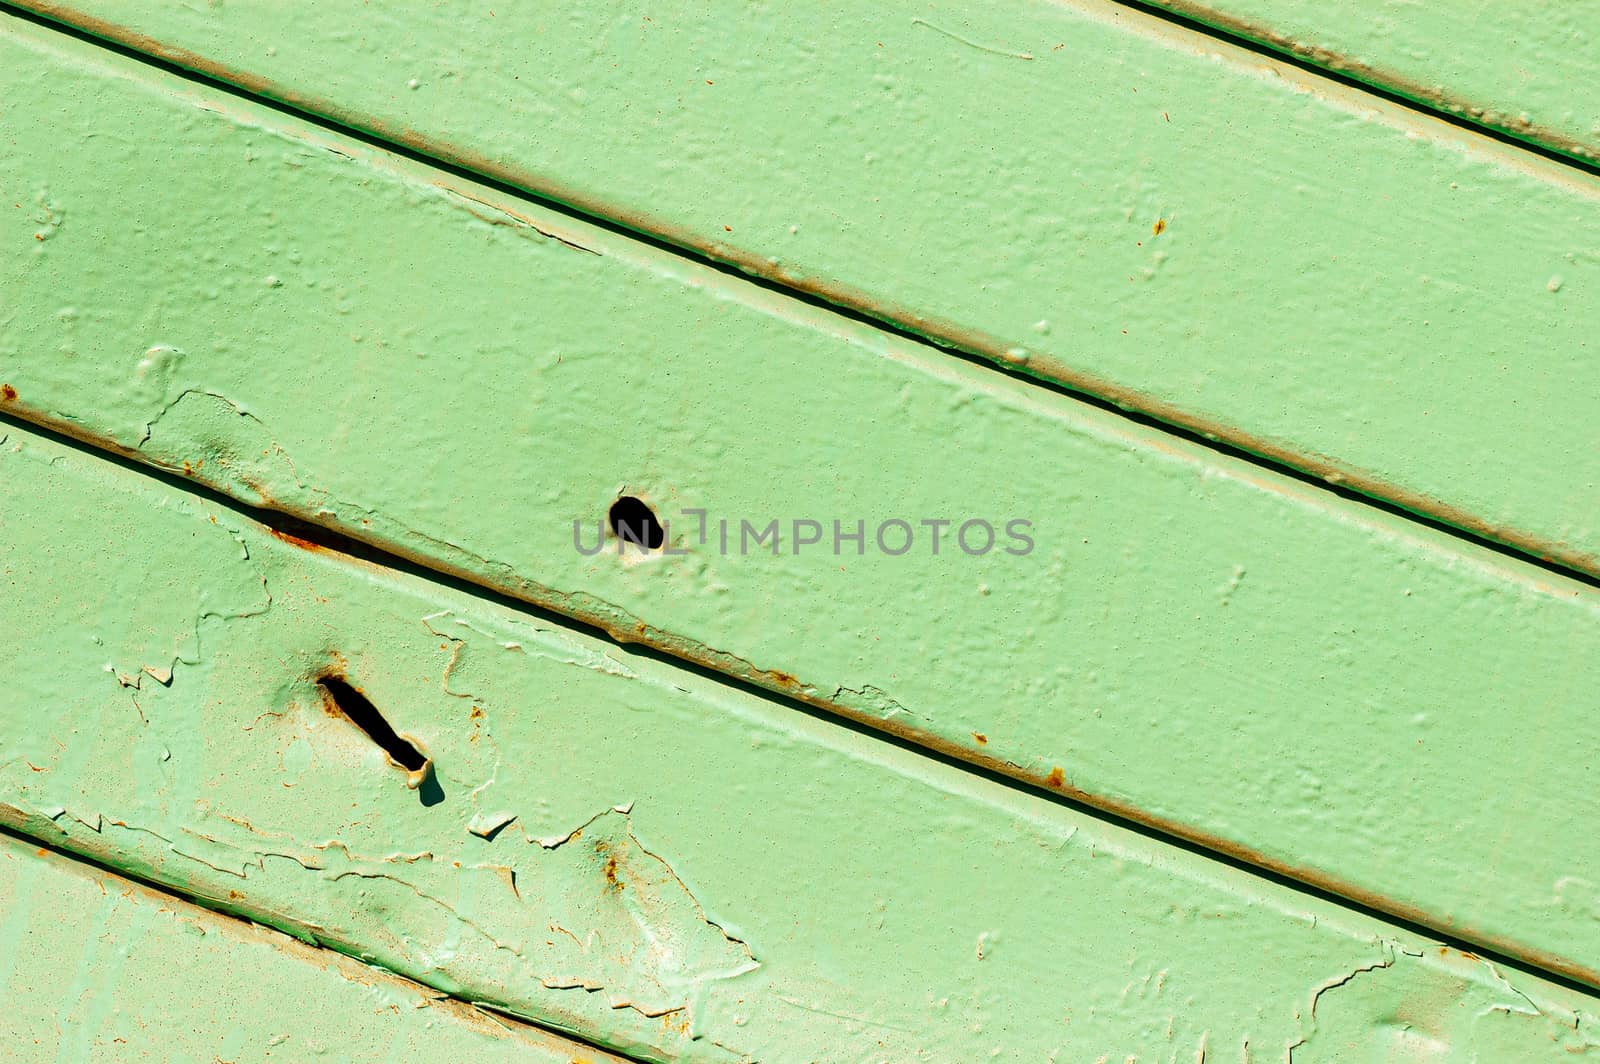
[8,0,1599,574]
[1145,0,1600,164]
[3,423,1600,1062]
[2,15,1600,986]
[0,836,622,1064]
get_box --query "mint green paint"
[2,16,1600,985]
[0,836,620,1063]
[11,0,1600,573]
[4,422,1600,1060]
[1147,0,1600,163]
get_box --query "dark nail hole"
[316,676,427,773]
[609,496,664,550]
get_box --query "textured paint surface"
[0,836,620,1063]
[3,16,1600,984]
[3,422,1600,1061]
[1147,0,1600,163]
[9,0,1599,573]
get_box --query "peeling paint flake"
[2,420,1599,1059]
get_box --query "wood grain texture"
[0,835,622,1063]
[2,15,1599,986]
[8,0,1599,574]
[3,420,1600,1061]
[1145,0,1600,163]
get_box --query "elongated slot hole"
[317,676,426,772]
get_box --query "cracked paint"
[5,0,1597,583]
[3,403,1600,1060]
[0,15,1597,988]
[0,834,624,1062]
[1288,945,1600,1060]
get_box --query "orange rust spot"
[1045,766,1065,788]
[1152,218,1167,236]
[972,731,988,744]
[603,854,621,890]
[316,674,368,715]
[0,384,15,402]
[267,527,325,552]
[34,847,46,857]
[33,233,43,241]
[469,706,484,721]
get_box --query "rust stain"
[314,672,369,716]
[10,1,1598,596]
[267,527,328,553]
[1140,0,1598,164]
[1152,218,1167,236]
[11,400,1597,987]
[0,85,1591,991]
[972,731,988,744]
[0,384,16,402]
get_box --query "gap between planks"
[0,822,636,1064]
[1115,0,1600,171]
[2,2,1599,595]
[5,406,1600,1003]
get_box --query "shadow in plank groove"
[3,406,1597,1000]
[2,2,1599,592]
[0,822,629,1059]
[1110,0,1600,173]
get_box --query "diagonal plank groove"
[3,0,1598,584]
[1109,0,1600,175]
[4,401,1599,1000]
[0,825,635,1063]
[5,417,1600,1059]
[4,7,1599,997]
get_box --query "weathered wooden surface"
[9,0,1599,573]
[1145,0,1600,163]
[3,421,1599,1061]
[3,15,1599,984]
[0,834,621,1063]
